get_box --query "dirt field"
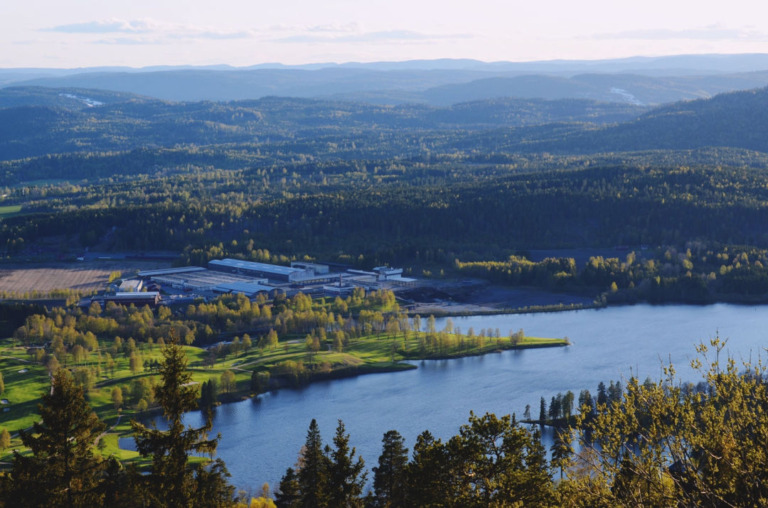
[400,280,595,314]
[0,260,171,293]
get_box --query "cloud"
[42,18,254,42]
[41,18,471,47]
[591,25,768,42]
[276,30,472,44]
[306,23,360,34]
[43,19,155,34]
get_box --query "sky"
[3,0,768,68]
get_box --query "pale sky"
[3,0,768,68]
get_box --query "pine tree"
[372,430,408,508]
[550,429,573,479]
[298,418,329,508]
[405,431,450,507]
[275,467,301,508]
[7,369,107,507]
[327,420,366,507]
[199,379,218,413]
[131,334,233,507]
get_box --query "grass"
[0,330,567,469]
[0,205,22,218]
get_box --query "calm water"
[126,303,768,491]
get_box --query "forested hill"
[5,84,768,168]
[0,86,148,110]
[410,71,768,107]
[6,63,768,105]
[519,86,768,154]
[0,89,645,161]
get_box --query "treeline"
[8,162,768,269]
[457,242,768,303]
[275,413,552,507]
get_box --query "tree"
[569,338,768,506]
[199,379,218,413]
[405,430,450,507]
[220,369,236,394]
[297,418,329,508]
[550,429,573,480]
[6,369,107,507]
[450,412,553,506]
[251,370,271,394]
[111,386,124,410]
[372,430,408,508]
[242,334,252,353]
[0,428,10,450]
[0,371,5,394]
[326,420,366,507]
[275,467,300,508]
[130,335,234,507]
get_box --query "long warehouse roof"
[209,259,303,276]
[138,267,206,277]
[213,282,275,294]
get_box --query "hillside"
[0,90,646,162]
[3,63,768,106]
[526,86,768,154]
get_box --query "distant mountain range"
[4,54,768,105]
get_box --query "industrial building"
[118,279,143,292]
[373,266,417,286]
[211,282,281,298]
[209,258,333,283]
[291,261,330,274]
[137,267,206,278]
[149,270,269,293]
[103,292,160,307]
[122,258,419,302]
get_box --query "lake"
[126,303,768,492]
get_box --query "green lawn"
[0,205,22,218]
[0,330,567,468]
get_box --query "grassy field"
[0,205,22,218]
[0,331,566,465]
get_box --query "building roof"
[213,282,275,295]
[209,258,303,276]
[138,267,206,277]
[107,292,160,300]
[119,279,143,291]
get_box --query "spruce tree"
[131,334,233,507]
[275,467,301,508]
[298,418,329,508]
[372,430,408,508]
[7,369,106,507]
[326,420,366,507]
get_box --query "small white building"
[373,266,403,281]
[118,279,143,292]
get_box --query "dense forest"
[3,85,768,304]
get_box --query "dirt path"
[94,414,122,448]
